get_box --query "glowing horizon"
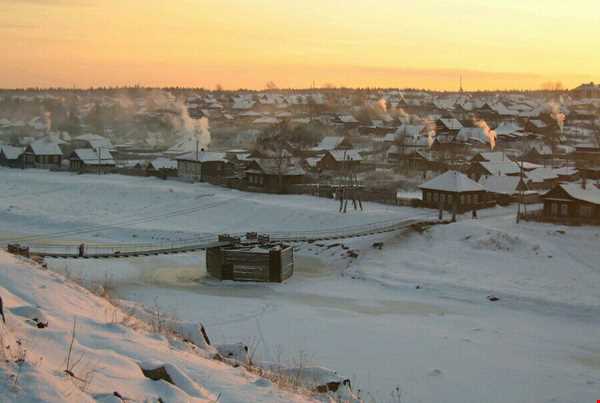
[1,0,599,91]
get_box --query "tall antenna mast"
[459,75,464,93]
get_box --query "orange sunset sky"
[1,0,599,90]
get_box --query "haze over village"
[1,1,600,403]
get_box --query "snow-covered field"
[2,168,600,402]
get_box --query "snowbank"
[0,251,325,403]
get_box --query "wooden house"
[522,145,553,164]
[245,158,305,193]
[419,170,486,213]
[525,167,560,190]
[0,145,25,168]
[23,140,63,169]
[540,182,600,224]
[206,242,294,282]
[472,102,499,122]
[524,119,559,137]
[479,175,529,205]
[399,150,448,172]
[176,151,231,183]
[470,151,512,163]
[465,160,521,181]
[435,118,463,137]
[312,136,353,152]
[316,150,362,171]
[69,148,116,174]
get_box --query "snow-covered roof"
[315,136,345,151]
[438,118,463,130]
[553,166,578,177]
[338,115,359,124]
[474,152,511,163]
[456,127,489,144]
[479,175,523,195]
[27,139,63,156]
[176,151,227,163]
[0,145,25,160]
[494,122,523,136]
[74,134,113,150]
[71,148,115,165]
[556,183,600,205]
[304,157,322,168]
[480,161,521,176]
[526,167,558,183]
[252,116,280,125]
[419,170,484,193]
[327,149,362,162]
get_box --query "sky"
[1,0,599,90]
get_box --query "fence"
[520,209,600,226]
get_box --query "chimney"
[582,174,587,190]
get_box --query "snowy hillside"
[0,252,345,403]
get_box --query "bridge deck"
[14,218,436,259]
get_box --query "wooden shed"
[206,242,294,283]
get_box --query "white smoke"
[474,119,497,150]
[423,117,436,149]
[548,101,566,134]
[144,91,212,152]
[43,111,52,132]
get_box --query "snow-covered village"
[2,2,600,403]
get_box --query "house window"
[426,192,431,202]
[551,202,558,216]
[473,194,478,204]
[433,192,439,203]
[466,194,471,205]
[560,203,569,216]
[460,195,465,205]
[579,205,593,217]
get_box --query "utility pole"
[517,158,524,223]
[97,146,101,175]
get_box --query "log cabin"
[69,148,116,174]
[23,140,63,169]
[540,182,600,224]
[419,170,486,213]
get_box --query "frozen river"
[47,251,600,403]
